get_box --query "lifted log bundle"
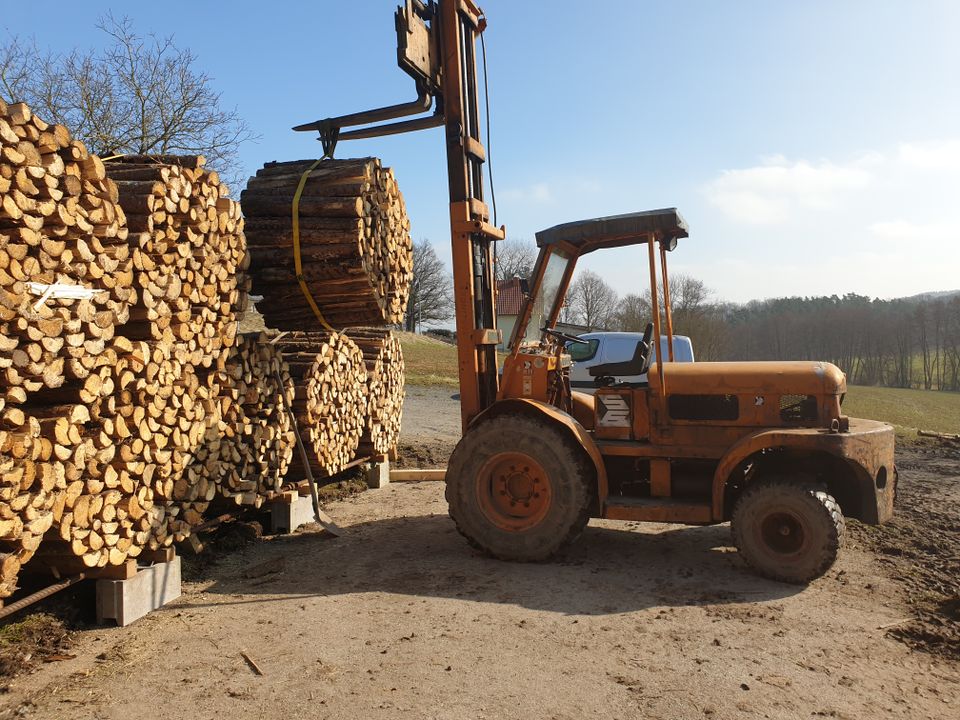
[272,332,367,479]
[0,98,134,597]
[103,154,249,369]
[344,328,404,458]
[214,334,295,507]
[241,158,412,329]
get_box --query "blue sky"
[5,1,959,302]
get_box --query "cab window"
[566,338,599,362]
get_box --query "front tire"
[445,414,593,561]
[731,478,844,584]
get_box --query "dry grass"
[843,385,960,437]
[398,332,460,387]
[0,613,73,679]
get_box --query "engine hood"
[648,361,847,396]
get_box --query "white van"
[567,331,695,393]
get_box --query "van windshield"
[566,338,599,361]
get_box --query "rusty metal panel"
[631,388,650,440]
[648,361,847,397]
[650,459,671,497]
[709,419,896,522]
[603,500,712,524]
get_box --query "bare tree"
[568,270,618,330]
[0,15,254,186]
[404,240,454,331]
[494,237,536,282]
[613,293,650,332]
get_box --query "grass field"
[843,384,960,436]
[398,334,960,434]
[399,332,459,387]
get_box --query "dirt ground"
[391,385,462,469]
[0,388,958,719]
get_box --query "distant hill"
[897,289,960,304]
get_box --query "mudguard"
[469,398,608,503]
[711,419,896,523]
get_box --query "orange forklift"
[296,0,895,583]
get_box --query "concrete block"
[270,492,316,533]
[96,556,182,627]
[365,458,390,489]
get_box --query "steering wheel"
[541,327,589,345]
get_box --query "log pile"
[39,336,224,569]
[343,329,404,458]
[214,334,295,507]
[103,154,248,368]
[1,134,252,583]
[241,158,412,329]
[0,98,411,600]
[0,97,134,595]
[272,332,367,478]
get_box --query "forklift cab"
[498,207,688,413]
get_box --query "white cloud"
[501,182,553,204]
[897,139,960,172]
[870,219,960,243]
[704,156,874,225]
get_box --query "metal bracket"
[452,218,506,241]
[292,0,443,144]
[318,122,340,159]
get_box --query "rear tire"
[731,477,844,584]
[445,414,593,561]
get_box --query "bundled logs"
[241,158,413,329]
[1,97,134,596]
[1,428,64,596]
[343,329,404,458]
[104,154,249,369]
[0,98,411,599]
[214,334,295,507]
[34,154,250,571]
[273,332,367,478]
[41,337,224,568]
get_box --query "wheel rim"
[475,451,552,531]
[760,511,807,555]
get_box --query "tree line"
[723,293,960,391]
[405,238,960,392]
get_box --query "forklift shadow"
[197,512,802,615]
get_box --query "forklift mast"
[294,0,503,430]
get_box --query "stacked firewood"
[38,330,224,570]
[104,154,249,368]
[343,329,404,458]
[26,155,248,572]
[214,334,296,507]
[241,158,413,329]
[1,99,411,598]
[272,332,367,478]
[0,97,134,595]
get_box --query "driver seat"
[588,322,654,379]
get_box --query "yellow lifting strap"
[292,158,335,332]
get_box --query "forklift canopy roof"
[535,208,688,255]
